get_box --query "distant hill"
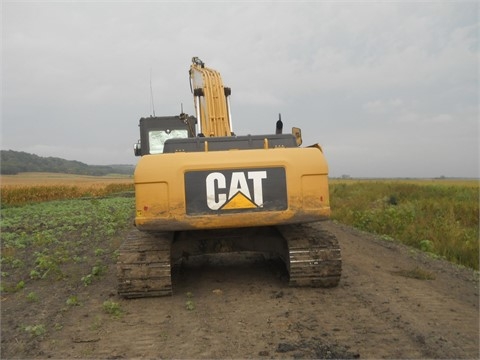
[0,150,134,176]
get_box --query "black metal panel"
[164,134,297,153]
[185,167,288,215]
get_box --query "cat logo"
[185,167,287,215]
[206,171,266,210]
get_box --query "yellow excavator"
[117,57,341,297]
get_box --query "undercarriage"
[117,222,342,298]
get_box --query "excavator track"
[117,223,341,298]
[117,229,173,298]
[277,223,342,288]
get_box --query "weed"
[10,258,24,268]
[0,280,24,293]
[15,280,25,291]
[380,234,394,242]
[29,269,41,280]
[388,195,398,206]
[419,239,434,253]
[392,267,436,280]
[102,300,123,318]
[24,324,46,337]
[185,292,195,311]
[33,251,64,279]
[81,262,107,286]
[185,300,195,311]
[81,274,94,286]
[91,263,106,276]
[73,255,86,263]
[90,315,102,331]
[112,250,120,261]
[330,180,479,270]
[26,292,39,302]
[94,248,105,256]
[66,295,80,306]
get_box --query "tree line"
[0,150,134,176]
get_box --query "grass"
[66,295,80,307]
[330,179,479,270]
[0,196,135,293]
[23,324,46,337]
[102,300,123,318]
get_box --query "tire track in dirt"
[30,221,479,359]
[323,221,479,359]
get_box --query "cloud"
[363,99,404,114]
[1,1,478,177]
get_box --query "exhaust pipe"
[276,113,283,134]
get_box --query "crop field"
[0,172,133,186]
[1,174,477,285]
[1,172,134,207]
[0,173,135,294]
[330,178,479,270]
[1,196,134,292]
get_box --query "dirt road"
[2,221,478,359]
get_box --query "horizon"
[2,148,479,181]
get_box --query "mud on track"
[1,221,478,359]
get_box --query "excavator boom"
[190,57,233,137]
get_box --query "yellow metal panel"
[134,146,331,231]
[135,182,169,218]
[302,174,330,212]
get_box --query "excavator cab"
[133,114,197,156]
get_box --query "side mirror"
[292,127,302,146]
[134,141,142,156]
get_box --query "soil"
[1,221,478,359]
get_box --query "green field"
[330,179,479,270]
[0,197,134,293]
[0,174,136,294]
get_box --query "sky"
[2,0,479,178]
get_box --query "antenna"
[150,68,156,117]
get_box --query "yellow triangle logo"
[221,192,257,210]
